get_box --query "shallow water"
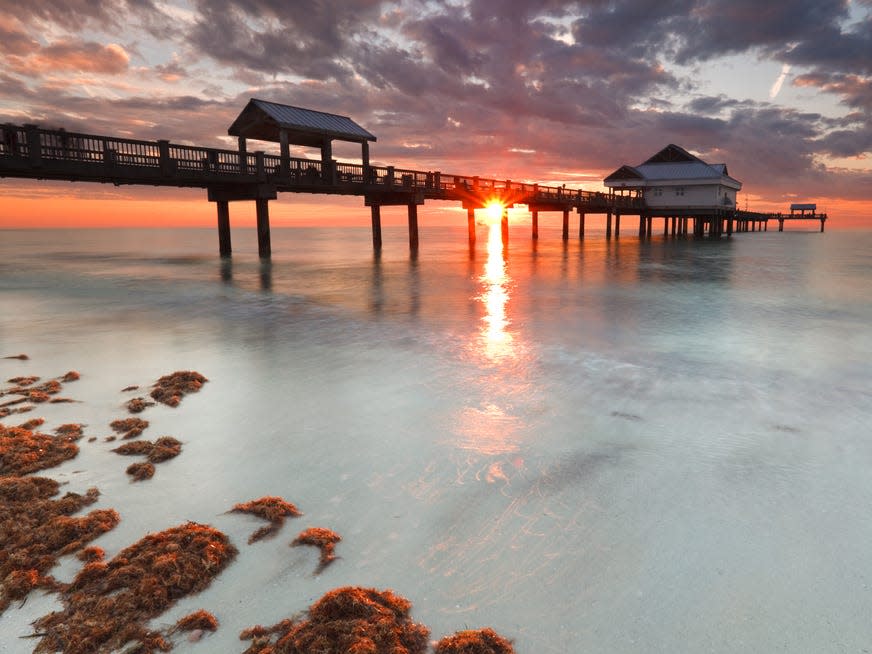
[2,224,871,652]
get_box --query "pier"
[0,100,825,257]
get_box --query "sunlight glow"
[484,200,505,225]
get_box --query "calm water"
[2,224,871,653]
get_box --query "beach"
[2,224,872,653]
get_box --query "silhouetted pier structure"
[0,100,825,257]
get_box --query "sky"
[0,0,870,228]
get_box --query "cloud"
[0,0,870,212]
[770,64,792,99]
[5,41,130,75]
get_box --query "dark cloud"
[795,72,872,111]
[0,0,870,212]
[188,0,382,80]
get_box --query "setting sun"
[484,200,505,225]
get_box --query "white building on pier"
[604,144,741,212]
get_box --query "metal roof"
[635,162,725,180]
[228,98,376,146]
[604,145,741,190]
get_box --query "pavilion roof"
[228,98,376,147]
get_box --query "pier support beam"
[408,203,419,251]
[371,205,382,251]
[256,198,271,258]
[606,211,612,239]
[578,212,585,239]
[639,215,646,237]
[615,211,621,237]
[502,209,509,245]
[646,216,653,237]
[664,217,669,236]
[562,209,569,240]
[216,201,231,257]
[467,207,476,245]
[532,210,539,240]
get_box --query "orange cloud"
[6,40,129,75]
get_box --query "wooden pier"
[0,120,642,257]
[1,104,826,257]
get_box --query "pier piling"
[216,201,231,256]
[371,205,382,251]
[408,203,419,251]
[255,198,271,258]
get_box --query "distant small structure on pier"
[775,203,827,232]
[603,144,741,211]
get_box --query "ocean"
[2,223,871,653]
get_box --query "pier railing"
[1,123,643,210]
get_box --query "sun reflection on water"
[451,220,527,457]
[479,222,514,362]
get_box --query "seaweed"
[150,371,208,408]
[112,437,181,463]
[122,385,140,392]
[77,547,105,563]
[2,354,29,360]
[127,462,156,481]
[110,417,150,439]
[434,629,516,654]
[172,609,219,634]
[18,417,45,430]
[126,397,155,414]
[0,422,79,475]
[291,527,341,573]
[239,587,430,654]
[60,371,81,382]
[6,376,39,386]
[32,522,237,654]
[0,477,118,613]
[55,423,85,440]
[230,496,302,544]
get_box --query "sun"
[484,200,505,224]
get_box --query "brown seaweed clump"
[113,437,182,464]
[0,476,119,613]
[32,522,237,654]
[150,371,208,407]
[126,462,156,481]
[55,423,85,440]
[172,609,219,634]
[126,397,155,414]
[60,371,80,382]
[2,354,29,360]
[291,527,341,573]
[110,417,150,439]
[239,586,429,654]
[230,496,302,544]
[0,422,79,475]
[434,629,516,654]
[6,376,39,386]
[77,547,105,563]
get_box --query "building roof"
[604,144,741,190]
[228,98,376,147]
